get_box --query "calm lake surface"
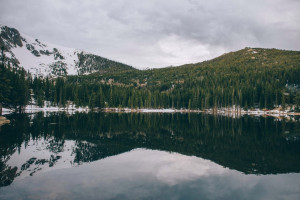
[0,112,300,200]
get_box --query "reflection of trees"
[0,149,18,187]
[0,112,300,186]
[46,139,65,154]
[0,166,17,187]
[0,114,30,187]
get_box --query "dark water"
[0,112,300,200]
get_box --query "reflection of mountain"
[1,113,300,186]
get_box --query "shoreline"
[2,106,300,118]
[102,108,300,117]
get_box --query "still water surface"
[0,112,300,199]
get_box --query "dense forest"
[1,47,300,113]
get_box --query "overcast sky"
[1,0,299,69]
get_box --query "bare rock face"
[0,26,23,49]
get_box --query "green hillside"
[61,48,300,110]
[75,52,136,75]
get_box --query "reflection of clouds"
[105,148,227,186]
[2,148,300,200]
[155,154,226,185]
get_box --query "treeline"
[30,75,300,111]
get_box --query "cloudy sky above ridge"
[1,0,299,69]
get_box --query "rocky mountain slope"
[0,25,134,76]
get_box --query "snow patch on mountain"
[0,25,134,76]
[2,29,80,76]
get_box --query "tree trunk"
[0,102,2,116]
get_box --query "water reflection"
[7,138,76,177]
[0,112,300,189]
[1,149,300,200]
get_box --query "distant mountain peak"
[0,25,134,77]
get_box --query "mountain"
[1,24,299,111]
[0,25,135,77]
[76,47,300,88]
[61,47,299,110]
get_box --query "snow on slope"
[0,25,134,77]
[11,34,80,76]
[1,25,135,77]
[0,25,84,76]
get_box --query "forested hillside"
[1,47,300,113]
[28,48,300,111]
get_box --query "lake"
[0,112,300,200]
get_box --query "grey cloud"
[0,0,299,68]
